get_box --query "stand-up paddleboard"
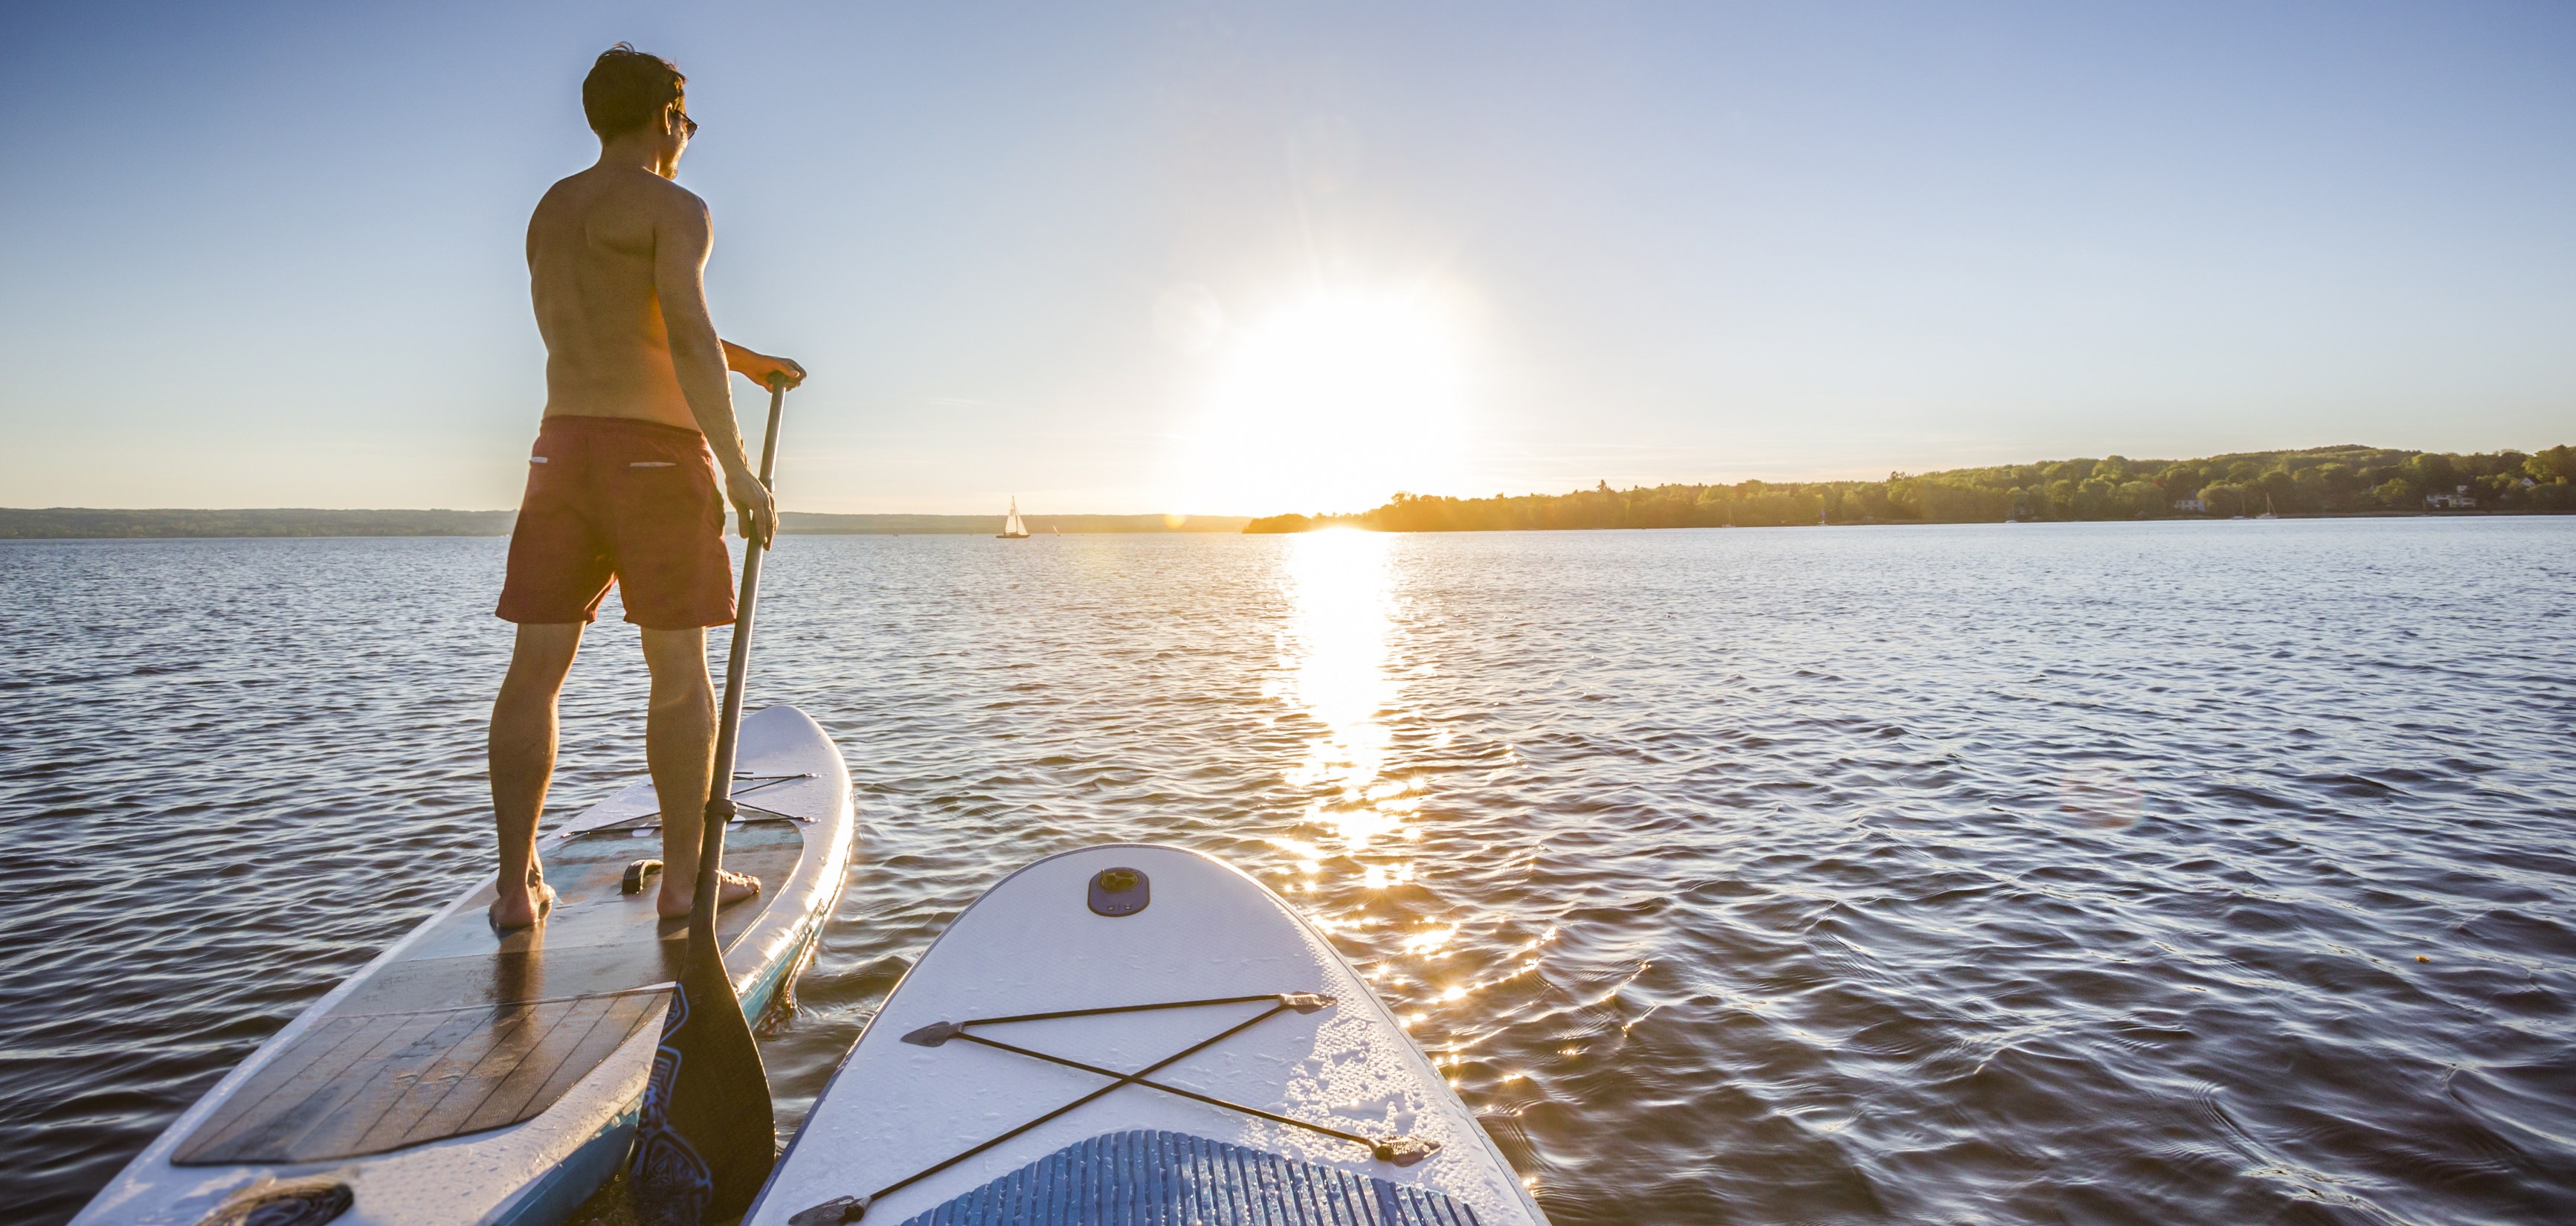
[75,705,855,1226]
[747,844,1548,1226]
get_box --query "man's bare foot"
[490,876,558,932]
[657,868,760,919]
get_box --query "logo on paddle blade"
[634,984,714,1226]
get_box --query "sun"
[1174,288,1466,516]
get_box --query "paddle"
[632,373,791,1226]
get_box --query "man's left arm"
[721,341,805,391]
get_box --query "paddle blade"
[632,954,775,1225]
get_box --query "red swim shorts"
[495,415,736,630]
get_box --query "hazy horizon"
[4,1,2570,514]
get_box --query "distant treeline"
[1,509,1250,540]
[780,513,1250,535]
[0,509,519,539]
[1244,444,2576,533]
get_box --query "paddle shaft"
[691,375,788,952]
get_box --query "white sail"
[1002,497,1026,537]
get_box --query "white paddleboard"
[747,844,1547,1226]
[76,706,855,1226]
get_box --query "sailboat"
[2256,494,2279,520]
[996,497,1030,539]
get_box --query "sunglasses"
[670,108,699,138]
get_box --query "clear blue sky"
[2,1,2569,514]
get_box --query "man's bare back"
[525,148,799,494]
[529,165,712,430]
[487,46,804,930]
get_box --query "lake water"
[4,518,2572,1225]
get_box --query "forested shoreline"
[0,509,1250,539]
[1245,444,2575,533]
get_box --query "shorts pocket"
[616,454,724,532]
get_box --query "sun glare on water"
[1174,288,1466,516]
[1268,526,1421,864]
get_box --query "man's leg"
[640,627,761,918]
[489,622,584,929]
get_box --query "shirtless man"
[488,45,805,929]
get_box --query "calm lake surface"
[4,519,2572,1225]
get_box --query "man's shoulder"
[616,168,708,219]
[535,167,706,216]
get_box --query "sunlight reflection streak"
[1275,530,1405,859]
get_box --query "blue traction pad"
[894,1129,1486,1225]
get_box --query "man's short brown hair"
[582,44,684,137]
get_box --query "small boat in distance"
[997,497,1030,539]
[2257,494,2279,520]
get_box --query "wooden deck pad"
[174,823,806,1166]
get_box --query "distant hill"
[0,509,518,539]
[778,512,1249,535]
[0,508,1248,540]
[1247,443,2576,532]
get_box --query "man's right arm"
[651,190,775,546]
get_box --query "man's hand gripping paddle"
[632,375,791,1225]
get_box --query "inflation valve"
[1086,866,1150,917]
